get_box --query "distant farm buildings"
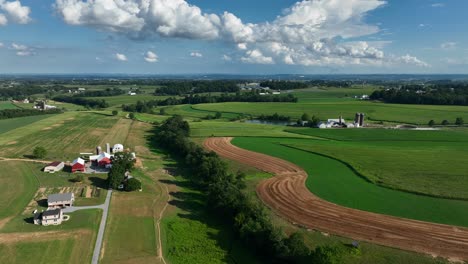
[71,158,86,173]
[318,113,365,129]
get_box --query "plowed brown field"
[204,137,468,261]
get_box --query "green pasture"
[232,137,468,227]
[293,86,377,103]
[164,104,241,120]
[0,115,56,135]
[0,101,19,109]
[192,101,468,125]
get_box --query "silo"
[106,143,110,154]
[359,113,365,127]
[96,146,102,155]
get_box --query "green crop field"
[0,101,19,109]
[293,86,378,103]
[285,128,468,199]
[190,120,314,138]
[0,115,57,135]
[192,101,468,125]
[164,104,241,120]
[232,137,468,227]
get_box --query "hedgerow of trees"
[122,93,298,114]
[0,108,62,120]
[155,81,240,95]
[53,96,109,108]
[75,88,125,97]
[370,84,468,106]
[152,116,344,263]
[107,152,136,189]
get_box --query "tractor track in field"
[204,137,468,262]
[0,157,52,163]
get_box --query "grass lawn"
[0,161,38,220]
[0,115,58,135]
[284,128,468,199]
[192,101,468,125]
[232,137,468,227]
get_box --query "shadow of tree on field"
[89,177,108,189]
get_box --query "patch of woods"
[53,96,109,109]
[122,93,298,114]
[152,116,348,263]
[0,85,48,100]
[0,108,63,120]
[371,83,468,106]
[155,81,240,95]
[259,80,352,90]
[75,88,125,97]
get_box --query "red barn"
[98,157,111,167]
[71,158,85,173]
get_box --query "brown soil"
[204,137,468,261]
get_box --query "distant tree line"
[152,116,346,263]
[155,81,240,95]
[0,108,62,120]
[122,93,298,113]
[260,80,352,90]
[371,84,468,106]
[75,88,125,97]
[0,85,48,100]
[257,113,292,122]
[53,96,109,108]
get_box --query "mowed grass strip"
[0,101,20,110]
[232,137,468,227]
[193,101,468,125]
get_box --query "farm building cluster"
[317,113,365,129]
[43,143,135,174]
[33,193,74,226]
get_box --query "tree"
[159,108,166,115]
[125,178,142,191]
[33,146,47,159]
[301,113,310,121]
[112,152,136,172]
[129,112,135,119]
[441,120,449,126]
[215,112,222,119]
[107,165,125,189]
[312,245,343,264]
[455,117,464,126]
[428,120,435,127]
[112,110,118,116]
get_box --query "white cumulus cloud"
[10,42,34,56]
[222,54,232,61]
[190,52,203,58]
[53,0,426,68]
[0,0,32,25]
[440,42,456,50]
[144,51,158,62]
[115,53,127,61]
[241,49,274,64]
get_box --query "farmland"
[285,128,468,199]
[232,137,468,227]
[0,115,57,135]
[0,160,102,264]
[0,101,19,110]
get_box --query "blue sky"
[0,0,467,74]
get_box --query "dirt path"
[204,137,468,262]
[0,157,51,164]
[156,183,170,264]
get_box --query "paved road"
[63,189,112,264]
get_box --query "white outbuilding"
[113,144,124,153]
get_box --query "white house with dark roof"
[34,208,63,226]
[48,193,75,208]
[44,161,65,173]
